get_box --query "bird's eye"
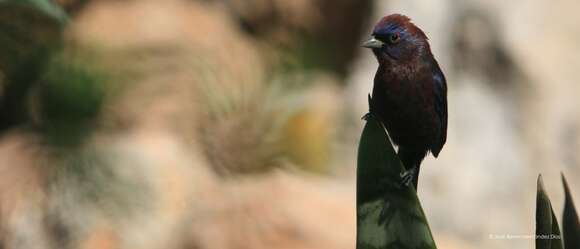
[389,33,400,44]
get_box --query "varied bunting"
[362,14,447,189]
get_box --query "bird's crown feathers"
[373,14,428,41]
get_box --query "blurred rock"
[0,132,48,249]
[450,10,528,90]
[188,171,355,249]
[43,129,215,249]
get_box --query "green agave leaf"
[536,175,563,249]
[357,116,436,249]
[561,174,580,249]
[551,209,564,249]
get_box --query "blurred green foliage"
[0,0,67,71]
[37,56,106,147]
[0,0,67,130]
[279,37,341,75]
[0,0,106,147]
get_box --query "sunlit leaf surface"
[357,116,436,249]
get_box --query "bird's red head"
[363,14,431,64]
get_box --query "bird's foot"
[361,112,374,121]
[399,167,417,188]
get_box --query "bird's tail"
[412,165,421,189]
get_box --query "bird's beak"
[362,37,384,49]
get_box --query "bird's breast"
[372,67,438,148]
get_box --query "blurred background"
[0,0,579,248]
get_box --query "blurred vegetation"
[197,73,337,175]
[0,0,376,182]
[48,145,150,216]
[0,1,129,248]
[36,55,106,147]
[197,79,299,175]
[194,0,372,77]
[52,0,88,15]
[0,0,108,149]
[0,0,67,131]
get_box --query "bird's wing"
[430,64,447,157]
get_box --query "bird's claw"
[361,112,376,121]
[399,167,416,188]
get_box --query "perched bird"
[362,14,447,189]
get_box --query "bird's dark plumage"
[363,14,448,189]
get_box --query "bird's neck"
[379,57,429,82]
